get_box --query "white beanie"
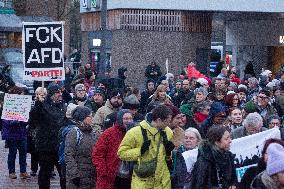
[266,143,284,176]
[197,78,208,86]
[66,103,79,119]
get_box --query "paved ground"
[0,138,60,189]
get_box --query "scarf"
[211,146,235,189]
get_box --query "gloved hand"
[141,140,151,155]
[72,177,80,187]
[160,130,175,156]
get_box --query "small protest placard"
[1,94,32,122]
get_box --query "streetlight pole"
[99,0,107,78]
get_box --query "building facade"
[80,0,284,86]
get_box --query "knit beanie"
[66,103,79,119]
[116,109,131,127]
[108,88,123,100]
[208,102,227,118]
[123,94,140,109]
[266,143,284,176]
[72,106,92,122]
[244,101,259,114]
[197,78,208,86]
[47,84,61,96]
[75,83,86,92]
[88,87,105,98]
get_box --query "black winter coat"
[190,142,237,189]
[30,99,66,152]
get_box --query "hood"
[118,67,127,80]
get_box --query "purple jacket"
[1,120,28,140]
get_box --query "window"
[0,0,13,8]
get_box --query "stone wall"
[111,30,211,88]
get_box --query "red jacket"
[92,124,126,189]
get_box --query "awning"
[0,14,22,32]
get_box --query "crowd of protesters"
[0,61,284,189]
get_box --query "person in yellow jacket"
[118,104,175,189]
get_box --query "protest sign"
[1,94,32,122]
[22,22,65,81]
[182,128,281,182]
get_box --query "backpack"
[58,125,82,165]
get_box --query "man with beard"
[30,84,66,189]
[93,88,123,131]
[88,87,106,115]
[69,84,92,110]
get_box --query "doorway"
[271,47,284,76]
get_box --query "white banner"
[182,128,281,182]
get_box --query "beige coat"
[93,100,116,131]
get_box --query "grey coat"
[65,126,98,189]
[231,126,268,139]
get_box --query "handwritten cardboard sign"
[1,94,32,122]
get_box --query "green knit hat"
[244,101,259,114]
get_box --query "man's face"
[122,113,133,128]
[76,89,86,98]
[216,92,225,101]
[51,91,62,103]
[248,81,255,88]
[93,93,104,105]
[175,82,182,90]
[86,64,91,69]
[268,118,281,129]
[171,114,184,128]
[110,96,122,108]
[182,80,190,90]
[157,115,172,129]
[195,92,206,102]
[213,112,226,124]
[238,92,246,101]
[36,92,46,102]
[257,93,269,108]
[190,79,197,88]
[161,80,169,89]
[147,82,155,91]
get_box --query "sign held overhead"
[22,22,65,81]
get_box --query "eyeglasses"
[269,122,280,126]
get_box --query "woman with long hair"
[190,126,237,189]
[146,84,172,112]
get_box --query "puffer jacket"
[1,120,28,140]
[92,124,126,189]
[65,124,98,189]
[250,170,278,189]
[118,120,173,189]
[93,100,117,130]
[30,99,66,152]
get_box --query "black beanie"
[72,106,92,122]
[47,84,61,96]
[108,88,123,100]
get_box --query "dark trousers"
[6,139,27,174]
[38,151,66,189]
[114,176,131,189]
[31,152,39,173]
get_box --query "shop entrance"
[271,47,284,76]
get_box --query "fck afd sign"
[22,22,65,81]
